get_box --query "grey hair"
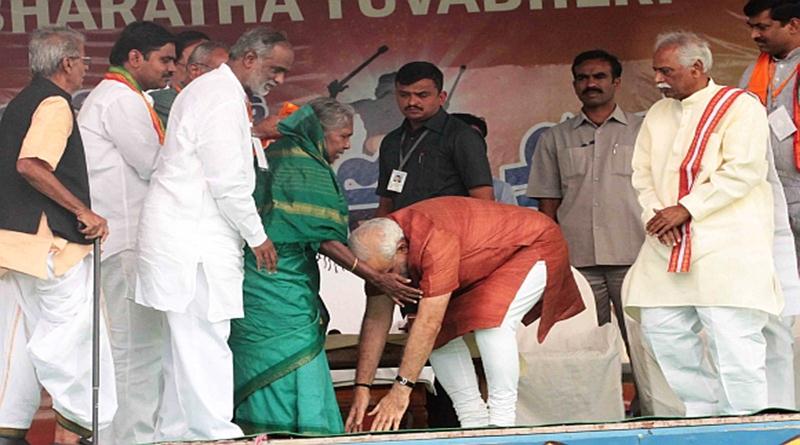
[349,218,405,264]
[229,27,290,61]
[187,40,228,66]
[655,31,713,73]
[308,97,355,133]
[29,27,85,78]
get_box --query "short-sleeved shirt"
[527,106,644,268]
[377,108,493,210]
[0,96,91,278]
[389,196,584,347]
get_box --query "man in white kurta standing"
[135,27,292,441]
[740,0,800,410]
[78,21,176,445]
[625,31,783,417]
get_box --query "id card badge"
[387,169,407,193]
[768,105,797,141]
[252,137,269,170]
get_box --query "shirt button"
[593,177,599,182]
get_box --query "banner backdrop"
[0,0,758,220]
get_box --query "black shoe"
[0,437,30,445]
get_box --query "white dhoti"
[153,264,243,442]
[99,250,164,444]
[764,150,800,410]
[640,306,768,416]
[428,261,546,427]
[0,274,40,436]
[2,254,117,433]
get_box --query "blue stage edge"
[161,413,800,444]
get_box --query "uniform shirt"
[78,79,161,259]
[377,108,493,210]
[527,106,644,268]
[390,196,584,347]
[0,97,91,278]
[625,80,782,317]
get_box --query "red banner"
[0,0,758,215]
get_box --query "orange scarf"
[746,52,800,171]
[104,66,166,145]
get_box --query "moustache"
[405,106,422,112]
[582,88,603,95]
[656,82,672,89]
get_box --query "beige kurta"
[625,80,783,318]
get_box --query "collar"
[573,104,628,129]
[403,107,448,134]
[107,66,143,92]
[775,47,800,63]
[219,63,248,101]
[681,78,718,106]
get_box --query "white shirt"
[78,79,161,259]
[625,81,783,317]
[135,64,267,321]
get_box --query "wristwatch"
[395,375,415,388]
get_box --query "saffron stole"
[668,86,747,273]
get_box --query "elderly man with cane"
[0,27,116,444]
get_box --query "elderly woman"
[229,97,419,435]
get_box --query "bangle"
[353,382,372,389]
[395,375,415,388]
[350,257,359,272]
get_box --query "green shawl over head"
[255,104,349,245]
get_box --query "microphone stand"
[328,45,389,98]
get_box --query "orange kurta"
[389,196,584,348]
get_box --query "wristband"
[395,375,415,388]
[353,382,372,389]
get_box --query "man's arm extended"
[368,292,451,431]
[344,294,395,432]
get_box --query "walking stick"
[91,238,100,443]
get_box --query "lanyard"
[397,129,430,171]
[770,64,799,105]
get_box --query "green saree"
[229,105,349,435]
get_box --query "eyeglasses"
[68,56,92,66]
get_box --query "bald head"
[349,218,405,272]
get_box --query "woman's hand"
[371,272,422,307]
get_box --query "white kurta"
[135,63,267,323]
[78,80,161,259]
[625,81,783,317]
